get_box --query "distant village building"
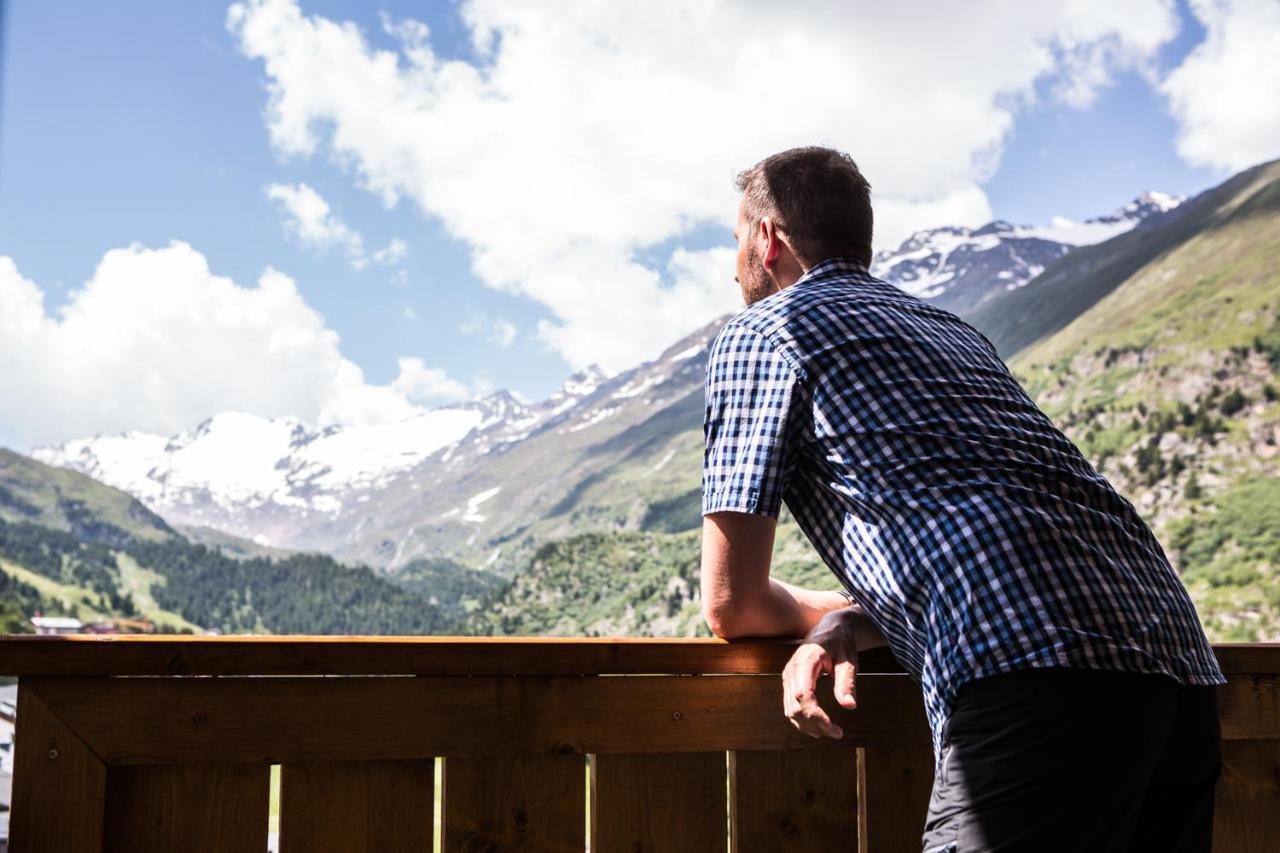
[29,616,83,635]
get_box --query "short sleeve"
[702,323,801,518]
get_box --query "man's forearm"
[717,577,850,638]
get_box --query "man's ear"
[758,217,784,270]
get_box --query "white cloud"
[229,0,1179,371]
[460,314,518,348]
[371,237,408,265]
[390,357,474,402]
[1162,0,1280,172]
[265,181,407,269]
[0,244,478,449]
[265,181,366,266]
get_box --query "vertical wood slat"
[103,764,269,853]
[9,681,107,853]
[859,743,935,853]
[730,748,859,852]
[591,752,726,853]
[442,754,586,852]
[279,759,434,853]
[1212,739,1280,853]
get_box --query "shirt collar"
[794,257,870,286]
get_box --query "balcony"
[0,637,1275,852]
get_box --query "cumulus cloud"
[266,181,406,269]
[229,0,1179,371]
[0,244,478,449]
[391,357,479,402]
[1162,0,1280,172]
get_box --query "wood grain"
[591,752,726,853]
[730,749,859,852]
[8,681,107,853]
[279,760,434,853]
[442,755,585,852]
[1218,675,1280,740]
[859,743,935,853]
[103,763,269,853]
[1212,739,1280,853]
[37,673,930,764]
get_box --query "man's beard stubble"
[741,241,776,306]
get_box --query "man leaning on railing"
[699,146,1226,852]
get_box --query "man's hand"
[782,606,864,738]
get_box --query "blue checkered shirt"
[702,257,1226,767]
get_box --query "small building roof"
[30,616,83,629]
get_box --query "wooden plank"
[279,760,433,853]
[1212,739,1280,853]
[859,743,935,853]
[103,764,269,853]
[1218,675,1280,740]
[0,635,811,677]
[442,755,585,851]
[1212,644,1280,674]
[39,674,930,764]
[9,680,107,853]
[0,636,1270,678]
[591,752,726,853]
[729,749,858,852]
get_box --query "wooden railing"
[0,637,1275,852]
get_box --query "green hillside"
[1004,159,1280,641]
[0,447,173,544]
[970,160,1280,358]
[464,516,837,638]
[0,452,460,635]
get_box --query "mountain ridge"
[32,191,1181,561]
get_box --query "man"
[699,146,1226,851]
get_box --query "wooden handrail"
[0,634,1273,676]
[0,633,910,676]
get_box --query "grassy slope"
[1005,160,1280,641]
[464,516,840,638]
[0,447,173,543]
[970,160,1280,358]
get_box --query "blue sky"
[1,0,1277,450]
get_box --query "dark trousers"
[919,666,1222,852]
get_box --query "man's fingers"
[786,690,841,738]
[781,642,848,739]
[833,659,858,710]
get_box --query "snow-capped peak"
[33,404,489,521]
[556,365,608,399]
[871,190,1184,314]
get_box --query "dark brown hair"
[735,146,873,267]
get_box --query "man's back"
[702,256,1226,763]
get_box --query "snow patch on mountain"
[462,486,501,523]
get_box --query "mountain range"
[31,191,1181,565]
[7,165,1278,641]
